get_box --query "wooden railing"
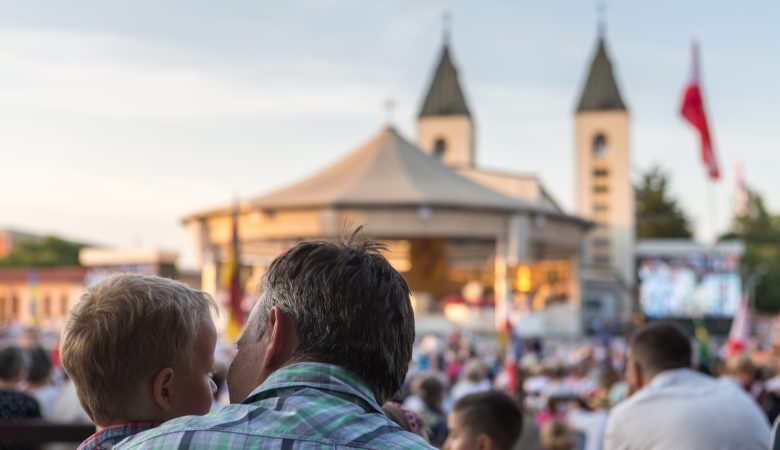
[0,420,95,444]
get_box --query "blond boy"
[61,273,218,450]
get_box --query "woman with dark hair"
[25,346,58,418]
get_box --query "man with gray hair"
[118,235,433,449]
[605,321,770,450]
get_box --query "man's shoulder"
[116,403,433,449]
[118,424,431,450]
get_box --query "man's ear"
[152,367,175,411]
[476,433,495,450]
[627,358,644,395]
[262,306,298,372]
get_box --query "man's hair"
[540,419,576,450]
[26,346,52,384]
[452,391,524,450]
[630,321,692,375]
[60,273,217,425]
[0,346,25,381]
[257,234,415,404]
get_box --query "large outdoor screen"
[638,252,742,318]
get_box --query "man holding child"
[64,235,434,449]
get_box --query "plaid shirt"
[79,422,159,450]
[115,362,433,449]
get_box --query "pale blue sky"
[1,1,778,267]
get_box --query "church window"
[433,138,447,158]
[11,293,19,317]
[43,295,52,318]
[583,298,602,311]
[593,238,609,248]
[594,255,610,266]
[593,134,607,157]
[60,294,69,316]
[593,168,609,177]
[593,185,608,194]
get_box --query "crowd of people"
[394,324,780,450]
[0,234,778,449]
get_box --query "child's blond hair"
[61,273,217,425]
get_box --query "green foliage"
[0,236,85,268]
[724,190,780,312]
[635,166,694,239]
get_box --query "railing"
[0,420,95,444]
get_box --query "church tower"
[417,31,475,168]
[575,30,635,287]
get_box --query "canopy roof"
[249,126,524,211]
[183,127,590,229]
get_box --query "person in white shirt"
[568,396,609,450]
[604,321,770,450]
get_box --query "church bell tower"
[417,26,475,168]
[575,30,634,287]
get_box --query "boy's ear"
[476,433,494,450]
[152,367,175,411]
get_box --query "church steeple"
[418,44,472,118]
[416,14,475,168]
[576,35,627,113]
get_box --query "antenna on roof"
[384,98,396,127]
[597,1,607,37]
[442,11,451,45]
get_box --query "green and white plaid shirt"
[115,362,433,449]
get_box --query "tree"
[635,166,694,239]
[722,190,780,312]
[0,236,85,267]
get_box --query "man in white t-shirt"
[605,321,770,450]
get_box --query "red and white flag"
[680,41,720,180]
[726,296,750,357]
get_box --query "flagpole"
[707,182,718,244]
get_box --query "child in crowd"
[443,390,523,450]
[61,273,218,450]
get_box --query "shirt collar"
[79,422,159,450]
[242,362,383,414]
[648,367,702,389]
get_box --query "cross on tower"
[442,11,451,44]
[597,2,607,36]
[384,98,396,126]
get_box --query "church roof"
[576,36,627,113]
[248,127,523,212]
[419,45,472,118]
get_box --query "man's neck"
[0,380,19,390]
[95,420,161,432]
